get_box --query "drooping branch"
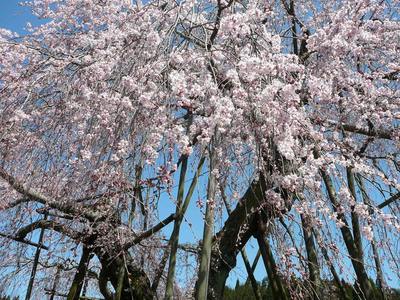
[377,192,400,209]
[347,167,364,264]
[0,167,100,221]
[220,185,262,300]
[125,213,176,249]
[312,228,350,300]
[16,219,80,241]
[279,218,307,270]
[321,170,374,299]
[300,214,321,299]
[207,176,266,299]
[0,231,49,250]
[356,175,386,298]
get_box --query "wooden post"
[49,265,61,300]
[67,246,91,300]
[25,214,47,300]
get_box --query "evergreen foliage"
[223,278,400,300]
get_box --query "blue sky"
[0,1,38,33]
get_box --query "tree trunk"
[220,184,261,300]
[301,214,320,299]
[322,171,374,300]
[207,145,294,299]
[97,251,153,300]
[207,177,266,299]
[165,156,189,299]
[67,246,91,300]
[195,149,217,299]
[255,215,288,300]
[25,214,47,300]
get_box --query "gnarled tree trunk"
[97,250,153,300]
[207,177,266,299]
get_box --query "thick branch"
[125,213,176,249]
[207,177,266,299]
[16,220,80,241]
[310,119,394,140]
[0,167,48,204]
[0,231,49,250]
[342,123,393,139]
[2,197,32,210]
[0,167,99,221]
[377,192,400,209]
[220,185,262,300]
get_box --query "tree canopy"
[0,0,399,299]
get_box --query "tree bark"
[322,171,374,300]
[67,246,91,300]
[255,215,288,300]
[25,214,47,300]
[97,251,153,300]
[301,214,320,299]
[195,146,217,300]
[207,176,267,299]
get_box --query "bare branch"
[377,192,400,209]
[16,219,80,241]
[0,231,49,250]
[125,213,176,249]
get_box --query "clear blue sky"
[0,1,39,33]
